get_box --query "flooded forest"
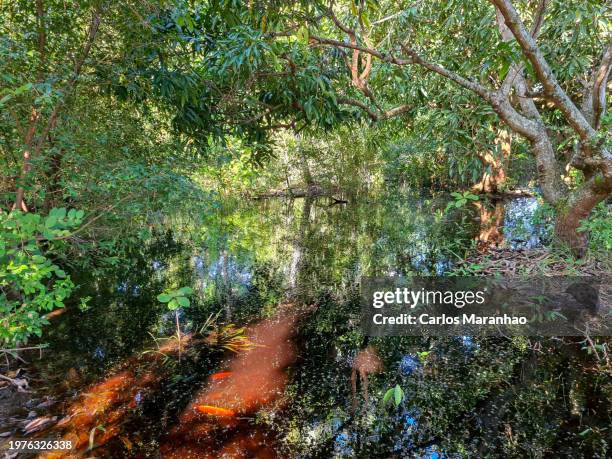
[1,1,610,458]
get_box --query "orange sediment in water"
[195,405,236,417]
[160,305,300,457]
[38,335,190,458]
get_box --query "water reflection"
[29,193,607,458]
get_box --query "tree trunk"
[474,200,506,251]
[13,110,40,212]
[472,129,510,194]
[554,185,608,257]
[288,196,312,293]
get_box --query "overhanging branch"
[491,0,596,142]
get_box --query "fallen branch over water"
[251,184,342,199]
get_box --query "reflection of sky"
[504,197,544,249]
[116,281,141,296]
[424,447,442,459]
[206,253,253,286]
[394,406,420,452]
[93,346,105,360]
[460,335,477,351]
[399,355,420,376]
[192,256,204,271]
[334,431,353,456]
[435,259,451,276]
[152,260,163,270]
[404,413,417,427]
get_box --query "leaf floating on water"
[210,371,233,380]
[195,405,236,417]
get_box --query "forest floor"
[457,247,611,276]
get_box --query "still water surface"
[30,193,602,458]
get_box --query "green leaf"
[167,299,179,310]
[32,255,46,264]
[177,286,193,295]
[157,293,172,303]
[394,384,403,406]
[45,216,57,228]
[499,60,511,80]
[383,388,394,405]
[177,296,190,307]
[297,25,309,45]
[0,94,12,107]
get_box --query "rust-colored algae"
[37,335,191,458]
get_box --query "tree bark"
[475,200,506,251]
[555,175,610,256]
[13,110,40,212]
[472,129,510,193]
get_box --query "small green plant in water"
[157,286,193,361]
[383,384,405,408]
[445,191,479,212]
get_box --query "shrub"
[0,208,84,346]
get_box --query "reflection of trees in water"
[35,196,608,457]
[288,196,313,294]
[474,200,506,251]
[472,197,545,253]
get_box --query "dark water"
[24,193,610,458]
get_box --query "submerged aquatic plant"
[215,324,254,353]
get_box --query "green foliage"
[382,384,404,408]
[0,208,85,345]
[157,286,193,311]
[445,191,479,212]
[578,201,612,252]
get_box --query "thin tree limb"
[583,42,612,130]
[310,35,411,65]
[337,96,411,121]
[491,0,596,142]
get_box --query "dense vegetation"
[1,0,609,345]
[0,1,610,457]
